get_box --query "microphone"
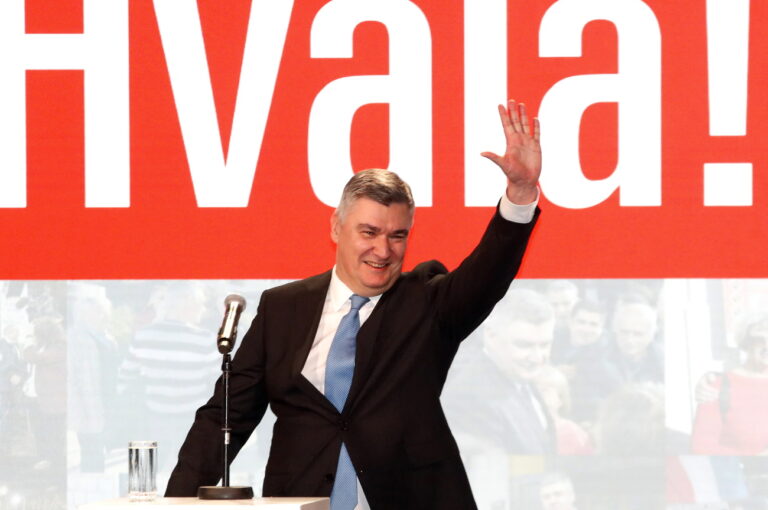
[217,294,246,354]
[200,293,255,500]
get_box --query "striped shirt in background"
[119,319,220,416]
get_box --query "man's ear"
[330,211,340,243]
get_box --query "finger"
[509,99,523,134]
[480,151,503,167]
[533,117,541,143]
[519,103,531,136]
[497,103,514,141]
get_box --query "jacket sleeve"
[427,204,540,346]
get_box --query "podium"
[78,497,329,509]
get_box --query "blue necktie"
[325,294,369,510]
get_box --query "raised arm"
[481,100,541,205]
[427,100,542,346]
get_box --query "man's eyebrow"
[357,223,381,233]
[356,224,410,236]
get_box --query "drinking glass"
[128,440,157,502]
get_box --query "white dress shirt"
[300,194,537,509]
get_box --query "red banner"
[2,0,766,278]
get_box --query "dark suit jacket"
[571,339,664,422]
[166,207,539,509]
[445,350,556,455]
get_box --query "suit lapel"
[286,271,393,414]
[484,358,555,454]
[289,271,335,408]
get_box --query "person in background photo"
[445,288,556,455]
[556,299,608,425]
[692,314,768,455]
[538,472,579,510]
[608,295,664,383]
[443,288,556,509]
[594,382,665,455]
[534,365,594,455]
[554,299,607,370]
[67,283,118,473]
[569,294,663,426]
[118,281,219,471]
[21,317,67,490]
[546,280,580,363]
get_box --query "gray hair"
[485,288,555,330]
[336,168,414,221]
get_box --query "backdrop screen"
[1,1,767,509]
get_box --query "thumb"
[480,152,502,167]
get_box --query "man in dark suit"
[445,289,557,456]
[441,289,556,509]
[570,295,663,425]
[166,100,542,509]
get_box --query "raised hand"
[481,100,541,204]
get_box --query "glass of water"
[128,440,157,502]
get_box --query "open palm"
[481,100,541,203]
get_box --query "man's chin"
[360,271,401,294]
[357,278,392,296]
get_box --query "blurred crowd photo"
[3,279,768,509]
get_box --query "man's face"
[331,198,412,297]
[548,289,579,325]
[540,479,577,510]
[483,319,554,381]
[569,309,604,347]
[613,304,657,361]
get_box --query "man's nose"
[372,235,391,258]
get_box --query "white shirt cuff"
[498,189,539,223]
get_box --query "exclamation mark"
[703,0,752,206]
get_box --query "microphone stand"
[198,299,253,500]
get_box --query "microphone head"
[218,294,246,355]
[224,294,246,309]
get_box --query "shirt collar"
[330,266,382,312]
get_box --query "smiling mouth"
[364,261,389,269]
